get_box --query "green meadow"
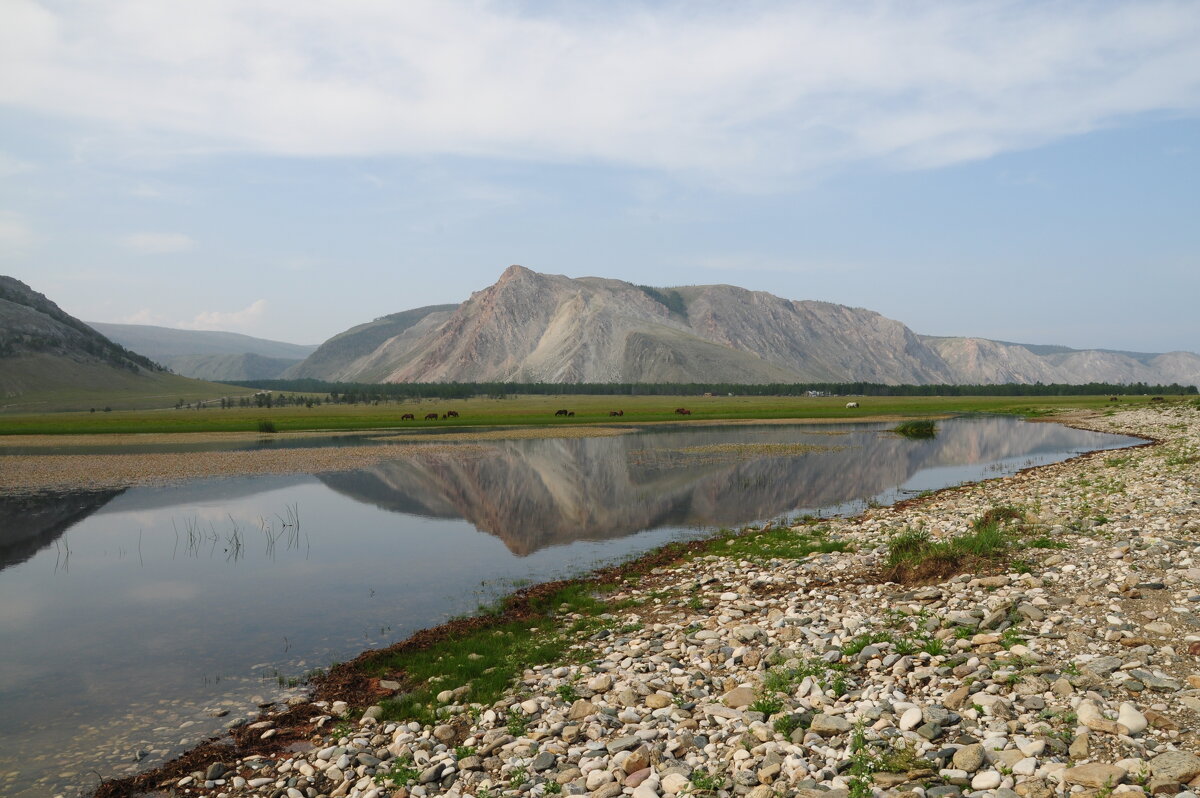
[0,392,1179,436]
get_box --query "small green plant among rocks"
[555,683,579,704]
[772,713,805,737]
[374,757,419,788]
[506,706,528,735]
[689,768,725,794]
[748,695,784,715]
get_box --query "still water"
[0,417,1141,797]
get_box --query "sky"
[1,1,1198,353]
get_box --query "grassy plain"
[0,392,1180,436]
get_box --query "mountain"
[0,276,251,411]
[88,322,317,381]
[283,304,458,381]
[289,265,1200,386]
[293,266,956,384]
[922,336,1200,387]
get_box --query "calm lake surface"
[0,417,1142,797]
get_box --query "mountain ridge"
[89,322,318,381]
[284,265,1200,387]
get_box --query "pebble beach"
[90,404,1200,798]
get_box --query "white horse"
[845,401,859,408]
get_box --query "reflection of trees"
[319,419,1125,556]
[0,490,124,572]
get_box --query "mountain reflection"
[317,418,1110,555]
[0,489,124,571]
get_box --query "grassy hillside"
[88,322,317,360]
[0,354,256,413]
[157,352,302,381]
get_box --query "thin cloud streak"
[2,2,1198,185]
[179,299,268,332]
[119,232,195,255]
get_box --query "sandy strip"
[0,443,491,494]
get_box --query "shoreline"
[86,404,1200,798]
[0,416,917,494]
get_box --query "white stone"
[1118,703,1148,735]
[899,707,924,731]
[971,771,1003,790]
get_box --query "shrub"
[257,420,277,433]
[893,420,936,439]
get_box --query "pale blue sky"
[1,1,1198,353]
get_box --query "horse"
[401,413,415,420]
[1151,396,1166,402]
[674,408,691,415]
[567,411,575,416]
[845,402,859,408]
[1109,397,1120,402]
[424,412,439,420]
[555,409,570,416]
[609,410,624,416]
[445,410,459,418]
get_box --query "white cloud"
[119,308,169,325]
[179,299,267,331]
[0,211,35,256]
[120,232,195,254]
[1,2,1198,185]
[0,152,34,177]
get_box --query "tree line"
[222,379,1198,403]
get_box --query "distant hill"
[283,304,458,381]
[89,322,317,381]
[0,276,253,412]
[287,265,1200,387]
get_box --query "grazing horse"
[609,410,624,416]
[1109,397,1120,402]
[445,410,459,418]
[567,411,575,416]
[674,408,691,415]
[401,413,415,420]
[555,409,570,416]
[424,412,439,420]
[1151,396,1166,402]
[845,402,859,408]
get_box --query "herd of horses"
[393,406,700,421]
[393,396,1172,423]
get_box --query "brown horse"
[608,410,624,416]
[1151,396,1166,402]
[555,409,570,416]
[674,407,691,415]
[1109,397,1120,402]
[401,413,415,420]
[445,410,460,418]
[424,412,439,420]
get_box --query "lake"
[0,417,1142,797]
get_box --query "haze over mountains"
[4,269,1199,397]
[90,322,317,381]
[283,266,1200,387]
